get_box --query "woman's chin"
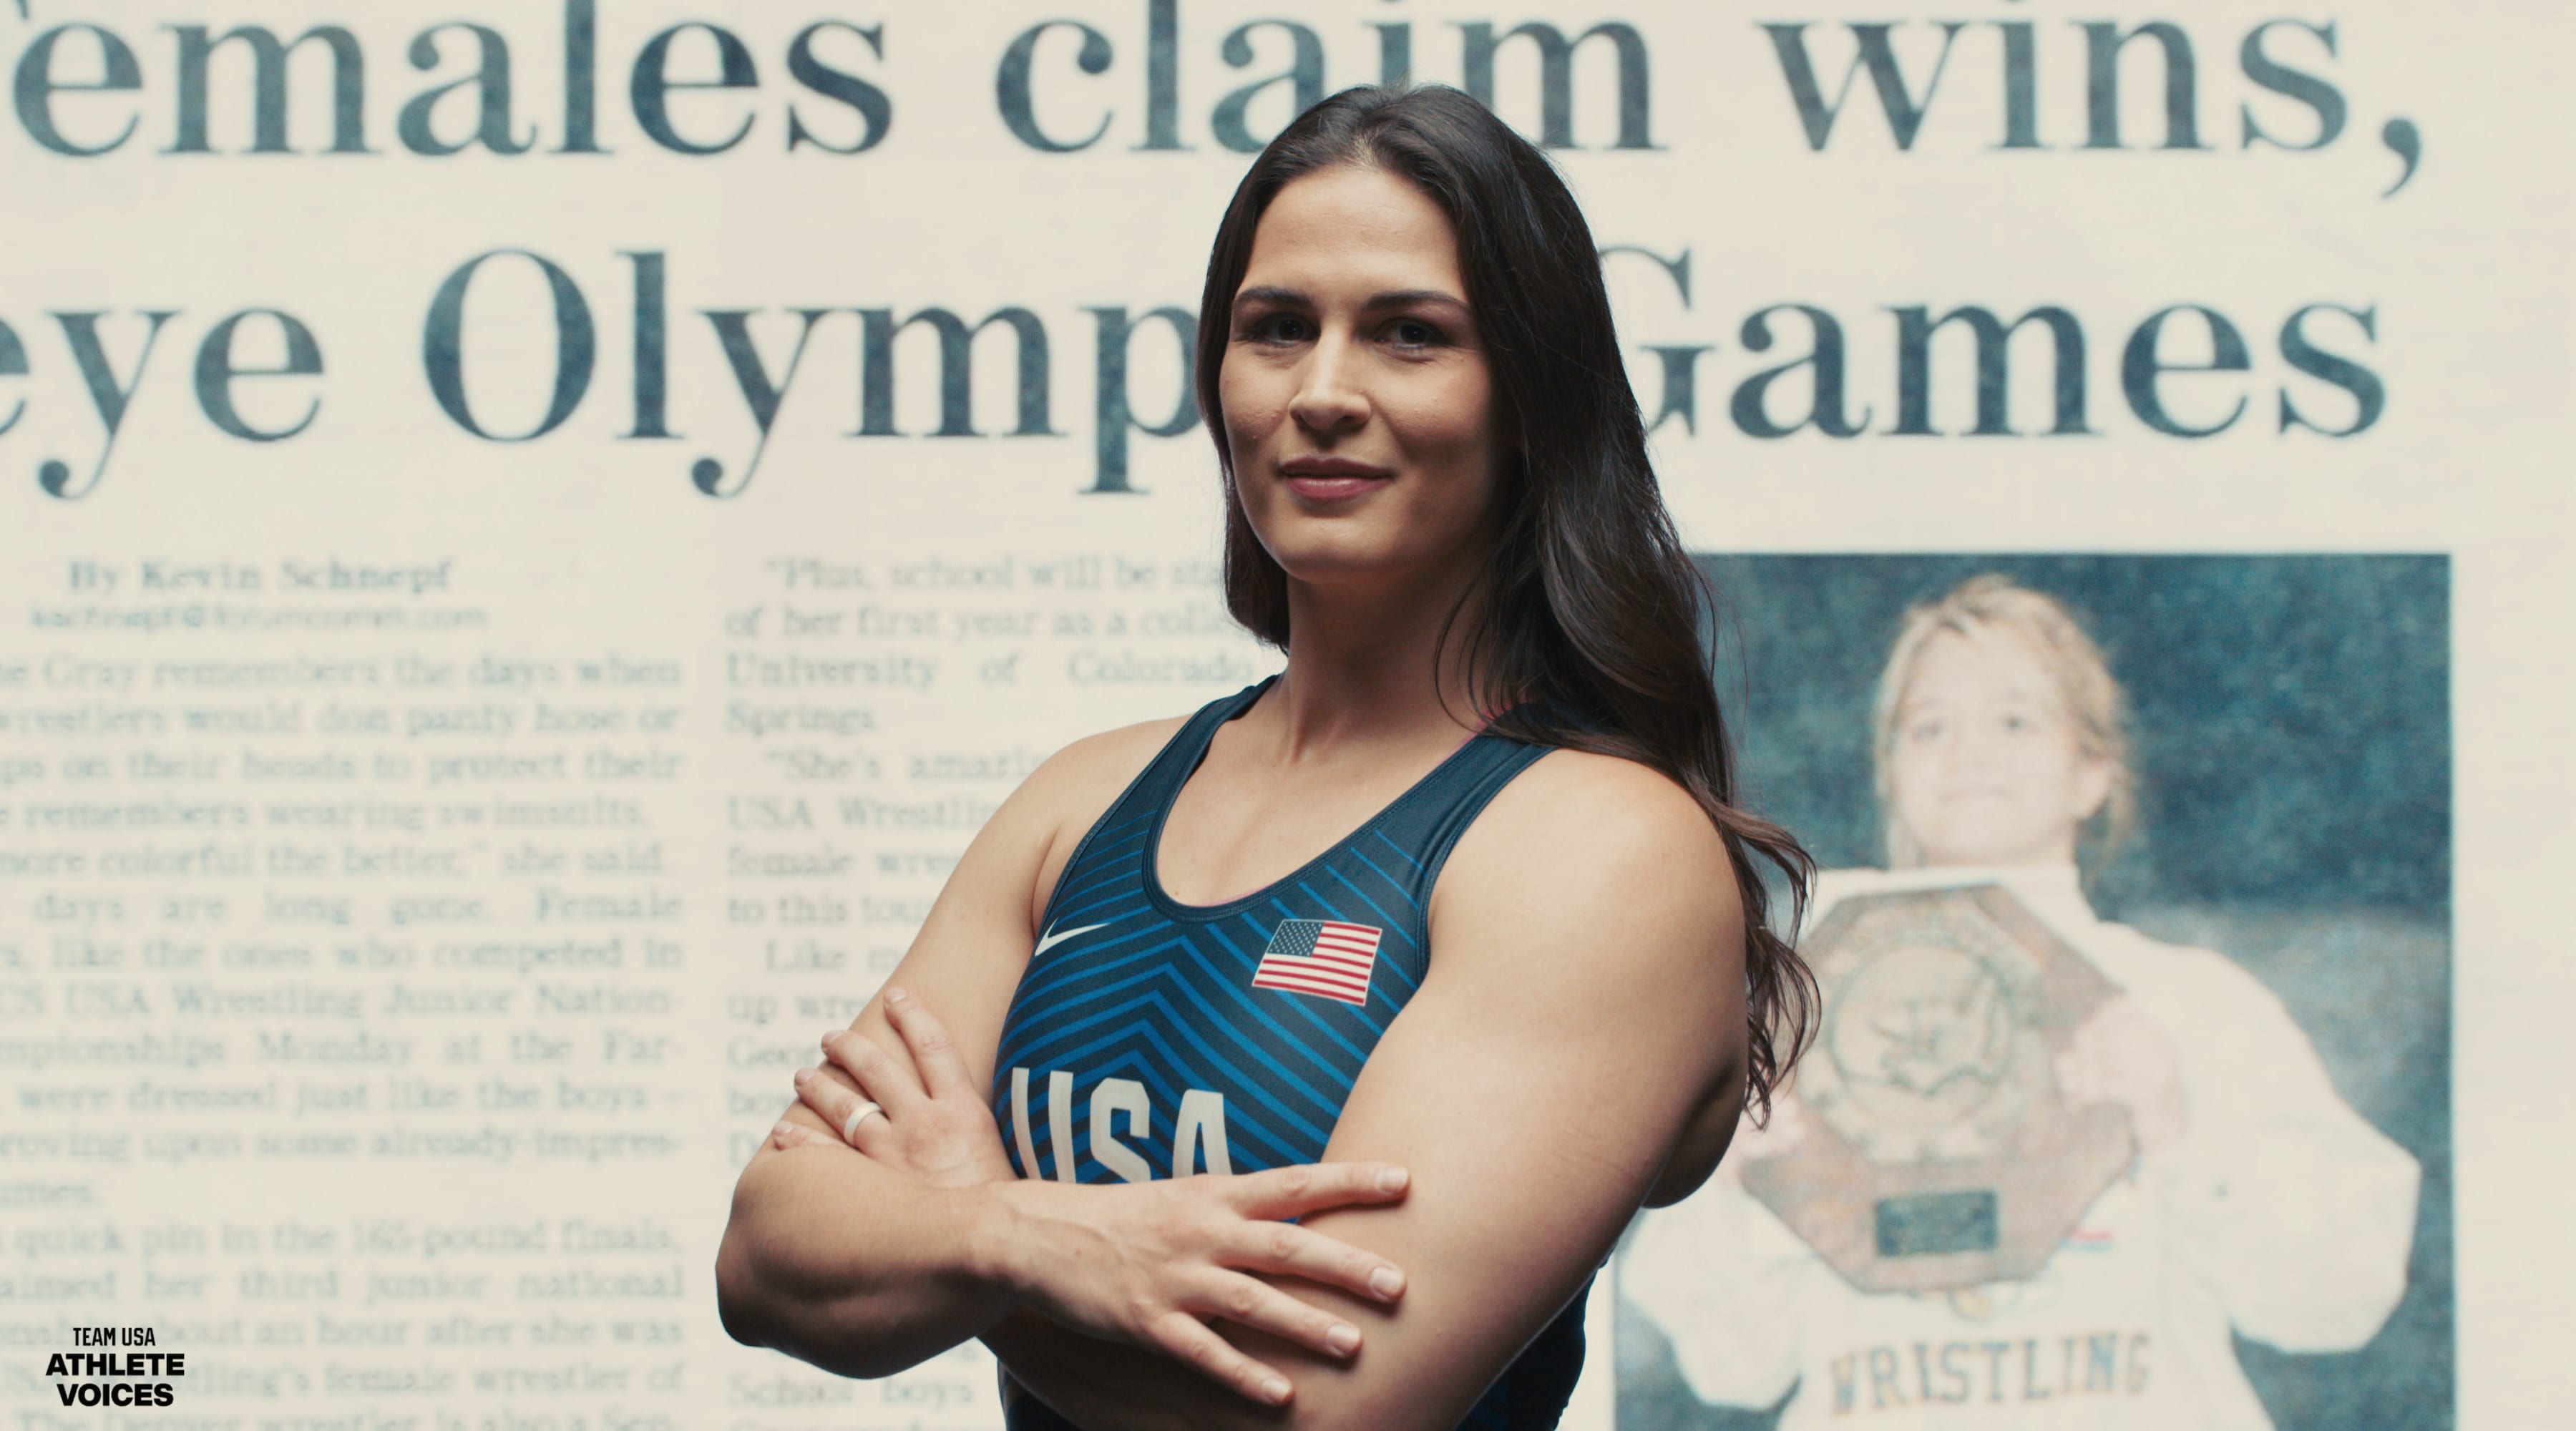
[1270,556,1405,594]
[1251,514,1501,605]
[1259,532,1417,585]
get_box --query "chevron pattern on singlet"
[987,676,1593,1431]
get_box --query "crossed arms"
[715,729,1749,1430]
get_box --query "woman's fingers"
[769,1118,829,1151]
[1194,1269,1370,1359]
[1142,1308,1295,1407]
[1200,1164,1410,1304]
[882,987,978,1101]
[819,1027,927,1116]
[793,1065,888,1152]
[1221,1161,1411,1222]
[1227,1218,1407,1304]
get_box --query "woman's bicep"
[1254,764,1748,1427]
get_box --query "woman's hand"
[2055,993,2187,1155]
[767,987,1417,1406]
[984,1164,1413,1407]
[772,986,1015,1188]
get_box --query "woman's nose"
[1289,333,1369,436]
[1952,728,2017,771]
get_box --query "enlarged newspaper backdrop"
[2,1,2565,1427]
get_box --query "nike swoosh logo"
[1033,921,1110,958]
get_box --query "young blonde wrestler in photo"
[1622,574,2420,1429]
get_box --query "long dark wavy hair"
[1193,85,1819,1120]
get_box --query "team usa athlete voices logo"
[47,1326,182,1408]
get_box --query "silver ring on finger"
[841,1100,884,1143]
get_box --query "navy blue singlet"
[987,675,1592,1431]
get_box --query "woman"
[1621,574,2421,1428]
[713,84,1816,1430]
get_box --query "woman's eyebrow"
[1231,285,1307,312]
[1229,285,1470,314]
[1362,289,1469,315]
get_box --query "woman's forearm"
[735,1025,1420,1405]
[715,1142,1022,1379]
[984,1309,1302,1431]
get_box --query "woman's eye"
[1244,314,1310,343]
[1387,319,1442,348]
[1907,719,1943,743]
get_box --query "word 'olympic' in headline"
[0,257,2383,500]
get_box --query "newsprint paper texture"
[0,1,2566,1428]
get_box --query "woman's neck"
[1262,547,1499,761]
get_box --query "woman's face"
[1885,627,2112,868]
[1219,163,1506,596]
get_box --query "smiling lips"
[1278,456,1392,500]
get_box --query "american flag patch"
[1250,919,1382,1005]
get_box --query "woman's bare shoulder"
[893,710,1201,985]
[1015,713,1193,819]
[1435,746,1743,947]
[992,713,1196,913]
[1487,746,1732,858]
